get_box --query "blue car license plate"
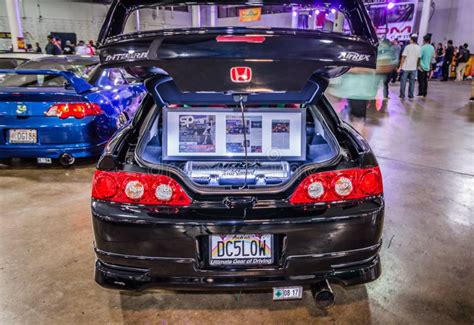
[209,234,273,266]
[9,129,37,144]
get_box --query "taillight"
[92,170,192,206]
[289,167,383,205]
[45,103,102,119]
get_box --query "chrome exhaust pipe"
[59,153,75,167]
[311,280,335,310]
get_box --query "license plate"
[9,129,37,144]
[209,234,273,266]
[37,158,52,164]
[273,286,304,300]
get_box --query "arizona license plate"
[273,286,304,300]
[209,234,273,266]
[9,129,37,144]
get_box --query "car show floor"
[0,81,473,324]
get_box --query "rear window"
[0,58,97,88]
[0,58,28,69]
[0,74,67,88]
[124,4,351,35]
[17,59,97,79]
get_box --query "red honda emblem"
[230,67,252,83]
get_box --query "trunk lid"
[0,69,92,117]
[0,88,85,117]
[98,0,378,94]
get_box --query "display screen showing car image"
[163,108,306,160]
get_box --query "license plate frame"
[208,234,274,267]
[8,129,37,144]
[273,286,304,300]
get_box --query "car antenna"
[234,94,249,190]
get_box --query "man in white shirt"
[398,33,421,99]
[75,40,90,55]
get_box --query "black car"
[91,0,383,309]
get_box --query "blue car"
[0,56,145,166]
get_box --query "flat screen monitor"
[163,107,306,161]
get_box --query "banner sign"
[239,7,262,22]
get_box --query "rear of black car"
[91,0,383,304]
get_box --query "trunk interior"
[137,103,340,189]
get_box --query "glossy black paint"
[93,0,384,292]
[92,197,383,290]
[92,93,384,290]
[98,29,377,92]
[97,0,378,92]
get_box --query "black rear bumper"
[92,198,384,291]
[95,254,381,291]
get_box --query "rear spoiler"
[98,0,378,93]
[0,69,93,94]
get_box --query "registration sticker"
[209,234,273,266]
[37,158,52,164]
[273,286,303,300]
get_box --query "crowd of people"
[26,35,97,56]
[328,32,472,121]
[382,34,470,100]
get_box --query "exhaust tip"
[312,280,335,310]
[59,153,75,167]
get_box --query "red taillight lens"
[45,103,102,119]
[216,35,266,43]
[92,170,192,206]
[93,173,117,199]
[289,167,383,205]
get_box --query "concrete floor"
[0,81,473,324]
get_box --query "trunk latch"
[223,196,256,210]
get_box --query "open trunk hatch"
[98,0,378,93]
[98,0,376,190]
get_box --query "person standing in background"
[88,40,96,56]
[75,40,89,55]
[418,34,435,97]
[379,39,396,99]
[441,40,454,81]
[35,42,42,53]
[398,33,421,99]
[390,38,402,83]
[45,35,61,55]
[433,42,444,79]
[62,40,75,55]
[456,43,470,81]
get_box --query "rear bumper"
[0,115,113,158]
[0,141,106,159]
[95,253,381,291]
[92,199,384,291]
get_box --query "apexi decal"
[104,51,148,62]
[338,52,371,62]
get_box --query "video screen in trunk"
[163,107,306,160]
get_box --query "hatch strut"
[234,94,249,189]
